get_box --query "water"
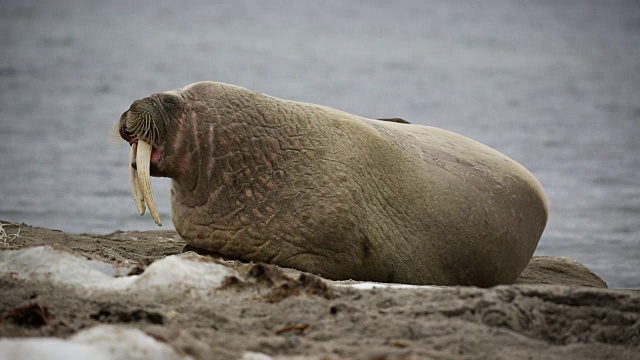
[1,0,639,288]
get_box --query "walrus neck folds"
[169,88,320,250]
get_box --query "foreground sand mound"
[0,222,637,359]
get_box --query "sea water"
[1,0,639,288]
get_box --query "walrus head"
[118,90,187,226]
[118,82,292,233]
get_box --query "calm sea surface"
[1,0,639,288]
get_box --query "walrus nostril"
[120,126,137,144]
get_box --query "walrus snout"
[119,91,187,228]
[119,97,171,228]
[121,98,160,144]
[119,125,137,145]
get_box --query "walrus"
[118,81,548,287]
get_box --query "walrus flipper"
[377,117,411,124]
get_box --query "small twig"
[0,222,21,247]
[273,324,309,335]
[387,340,409,348]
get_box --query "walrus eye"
[160,94,180,109]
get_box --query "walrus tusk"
[136,140,162,226]
[129,142,146,216]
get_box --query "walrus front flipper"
[377,117,411,124]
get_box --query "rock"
[517,256,608,288]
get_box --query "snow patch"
[0,246,132,287]
[0,246,233,304]
[124,253,232,303]
[0,325,188,360]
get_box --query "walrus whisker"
[108,122,125,144]
[145,113,157,144]
[150,117,160,145]
[141,115,149,141]
[127,112,150,144]
[127,108,161,145]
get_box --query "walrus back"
[358,118,549,286]
[272,98,548,286]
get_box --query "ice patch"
[0,325,188,360]
[0,246,133,287]
[334,281,441,290]
[240,352,274,360]
[125,253,231,303]
[0,246,233,304]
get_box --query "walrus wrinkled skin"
[119,81,549,287]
